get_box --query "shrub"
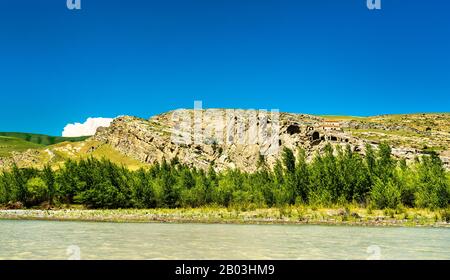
[25,177,48,206]
[441,208,450,223]
[414,154,449,209]
[370,178,401,209]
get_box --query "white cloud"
[62,117,114,137]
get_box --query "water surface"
[0,220,449,259]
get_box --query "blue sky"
[0,0,449,136]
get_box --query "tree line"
[0,143,449,210]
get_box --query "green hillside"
[0,133,89,158]
[0,136,44,157]
[0,132,88,146]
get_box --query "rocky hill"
[1,110,449,171]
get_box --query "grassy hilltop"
[0,132,88,146]
[0,132,88,158]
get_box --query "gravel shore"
[1,208,449,227]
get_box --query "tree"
[271,158,290,206]
[294,148,309,203]
[282,147,295,174]
[322,144,339,203]
[281,147,296,204]
[179,168,195,190]
[415,153,449,209]
[395,161,416,207]
[365,144,376,175]
[214,169,239,206]
[337,145,370,204]
[376,142,395,181]
[0,171,12,204]
[249,169,273,207]
[308,152,332,206]
[273,159,284,187]
[25,177,48,206]
[370,177,401,209]
[57,159,84,203]
[159,159,180,208]
[132,169,159,208]
[42,165,56,205]
[11,164,27,203]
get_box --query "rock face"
[92,109,419,172]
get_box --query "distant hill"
[0,132,88,146]
[0,133,88,157]
[0,136,44,157]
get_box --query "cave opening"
[286,124,301,135]
[312,131,320,141]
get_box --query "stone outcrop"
[2,110,449,171]
[91,110,386,172]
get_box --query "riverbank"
[0,206,449,227]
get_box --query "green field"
[0,132,88,157]
[0,132,88,146]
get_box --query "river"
[0,220,449,260]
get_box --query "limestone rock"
[91,110,450,171]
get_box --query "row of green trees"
[0,143,449,210]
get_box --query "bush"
[370,178,401,209]
[414,154,449,209]
[383,208,396,218]
[74,181,129,209]
[441,208,450,223]
[25,177,48,206]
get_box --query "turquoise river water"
[0,220,449,259]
